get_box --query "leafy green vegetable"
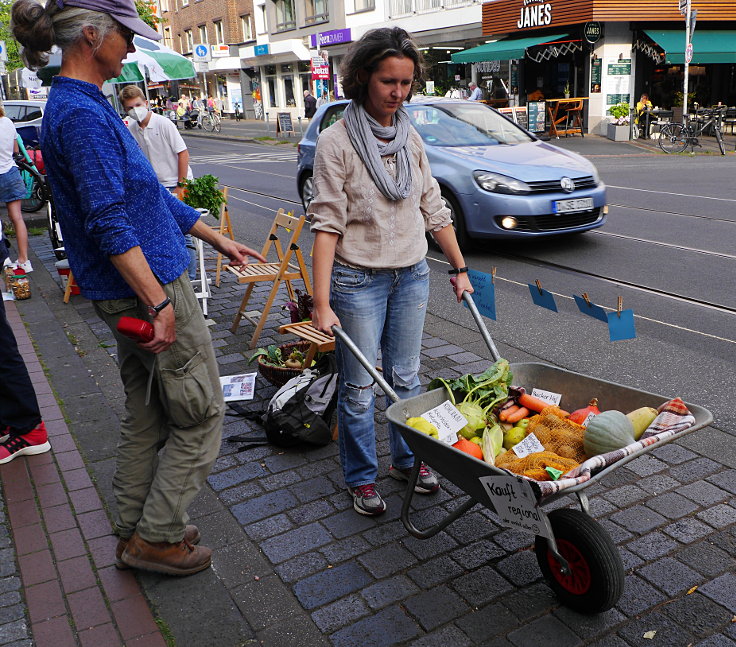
[429,359,512,436]
[248,344,284,367]
[181,174,225,219]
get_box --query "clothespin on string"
[607,295,636,341]
[528,278,558,312]
[465,266,496,320]
[573,291,608,322]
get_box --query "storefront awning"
[451,33,568,63]
[644,30,736,64]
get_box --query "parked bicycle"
[201,111,221,133]
[15,136,49,213]
[658,105,726,155]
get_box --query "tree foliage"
[0,0,23,72]
[135,1,161,30]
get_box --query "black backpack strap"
[226,402,266,421]
[225,403,270,451]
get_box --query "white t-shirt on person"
[127,112,193,188]
[0,117,19,175]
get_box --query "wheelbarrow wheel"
[535,508,624,614]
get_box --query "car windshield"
[407,103,534,147]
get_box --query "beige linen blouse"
[308,119,452,269]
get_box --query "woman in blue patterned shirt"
[12,0,265,576]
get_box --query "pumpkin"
[569,398,601,425]
[452,437,484,460]
[583,410,636,457]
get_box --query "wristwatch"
[147,297,171,318]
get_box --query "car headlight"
[473,171,531,195]
[590,166,601,185]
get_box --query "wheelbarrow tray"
[386,361,713,508]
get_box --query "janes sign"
[517,0,552,29]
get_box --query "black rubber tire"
[716,130,726,156]
[535,508,624,614]
[202,116,213,132]
[658,123,688,154]
[299,172,314,213]
[21,170,48,213]
[441,189,470,250]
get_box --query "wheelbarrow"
[332,293,713,614]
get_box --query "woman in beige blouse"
[308,27,472,517]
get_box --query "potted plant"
[181,174,226,219]
[672,90,696,122]
[563,82,570,99]
[606,103,631,141]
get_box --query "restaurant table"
[546,97,588,137]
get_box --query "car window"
[319,105,345,133]
[4,105,26,122]
[408,103,534,146]
[24,108,43,121]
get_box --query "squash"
[452,437,484,460]
[569,398,601,425]
[583,410,636,457]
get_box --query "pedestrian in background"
[304,89,317,119]
[309,27,472,516]
[0,104,33,273]
[0,226,49,464]
[467,82,482,101]
[119,85,197,280]
[12,0,266,576]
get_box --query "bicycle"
[658,105,727,155]
[201,111,222,133]
[15,136,49,213]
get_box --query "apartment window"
[305,0,328,23]
[274,0,296,31]
[214,20,224,44]
[184,29,193,52]
[352,0,375,11]
[198,25,208,44]
[164,26,173,50]
[181,0,189,6]
[257,5,267,34]
[241,15,253,41]
[160,0,169,11]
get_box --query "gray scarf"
[342,100,412,201]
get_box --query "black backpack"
[227,353,338,449]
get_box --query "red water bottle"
[117,316,154,343]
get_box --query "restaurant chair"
[723,107,736,135]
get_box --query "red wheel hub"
[547,538,592,595]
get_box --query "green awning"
[451,33,568,63]
[644,30,736,64]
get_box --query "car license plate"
[554,197,594,214]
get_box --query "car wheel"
[441,190,470,250]
[300,172,314,213]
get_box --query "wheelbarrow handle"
[461,290,501,362]
[331,326,400,403]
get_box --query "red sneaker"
[0,422,51,464]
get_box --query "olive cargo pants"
[94,273,224,543]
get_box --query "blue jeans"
[331,260,430,487]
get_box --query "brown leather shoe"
[115,525,201,570]
[119,529,210,576]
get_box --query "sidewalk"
[1,226,735,646]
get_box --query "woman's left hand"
[450,273,473,302]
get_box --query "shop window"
[284,75,296,107]
[274,0,296,32]
[305,0,328,24]
[214,21,224,44]
[267,76,277,107]
[241,15,254,41]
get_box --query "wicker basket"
[257,341,312,387]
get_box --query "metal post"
[682,0,692,123]
[298,116,303,136]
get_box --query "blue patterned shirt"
[41,77,199,300]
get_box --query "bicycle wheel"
[20,166,48,213]
[658,123,688,154]
[715,127,726,155]
[213,116,221,133]
[202,115,214,132]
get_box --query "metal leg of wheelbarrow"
[400,462,477,539]
[462,292,501,362]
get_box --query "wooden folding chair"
[209,186,234,287]
[227,209,312,349]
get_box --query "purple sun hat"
[56,0,162,41]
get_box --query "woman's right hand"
[312,304,341,336]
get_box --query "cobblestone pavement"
[0,232,734,647]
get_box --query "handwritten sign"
[421,400,467,445]
[511,432,545,458]
[531,388,562,407]
[479,474,552,538]
[465,269,496,320]
[276,112,294,134]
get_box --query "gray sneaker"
[347,484,386,516]
[389,463,440,494]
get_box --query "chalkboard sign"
[276,112,294,134]
[527,101,546,133]
[513,107,528,131]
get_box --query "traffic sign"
[193,43,211,62]
[685,43,693,64]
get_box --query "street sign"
[678,0,688,15]
[193,43,211,62]
[685,43,693,64]
[195,61,209,73]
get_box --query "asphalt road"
[183,134,736,464]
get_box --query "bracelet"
[448,266,469,275]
